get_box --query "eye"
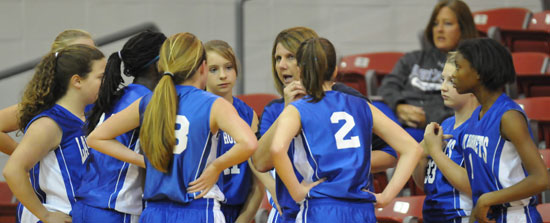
[288,55,295,60]
[275,56,282,62]
[209,67,218,73]
[225,65,233,71]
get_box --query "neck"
[133,75,158,91]
[221,92,233,104]
[453,96,479,127]
[133,66,160,91]
[322,81,334,91]
[473,87,502,119]
[56,92,87,121]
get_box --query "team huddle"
[0,1,549,223]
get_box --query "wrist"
[478,192,496,207]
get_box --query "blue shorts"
[296,198,375,223]
[267,207,282,223]
[139,199,224,223]
[220,204,243,223]
[72,201,139,223]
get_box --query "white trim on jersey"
[39,147,72,214]
[498,140,530,207]
[112,129,144,215]
[293,133,315,184]
[202,133,225,202]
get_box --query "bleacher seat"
[537,203,550,223]
[490,10,550,55]
[0,182,16,223]
[472,7,531,36]
[236,93,280,116]
[507,52,550,98]
[337,52,404,97]
[376,195,425,223]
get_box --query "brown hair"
[296,38,336,103]
[51,29,93,52]
[205,40,239,76]
[139,32,205,173]
[18,44,104,131]
[424,0,478,48]
[271,27,318,95]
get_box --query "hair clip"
[117,51,123,60]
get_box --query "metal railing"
[0,22,160,81]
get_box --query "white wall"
[0,0,542,180]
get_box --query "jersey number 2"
[330,112,360,149]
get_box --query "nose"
[441,80,449,92]
[219,68,227,79]
[278,57,288,70]
[435,22,443,32]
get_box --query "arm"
[422,126,472,196]
[371,150,397,173]
[471,110,550,223]
[369,103,422,207]
[411,142,428,190]
[0,104,20,155]
[87,99,145,168]
[2,118,71,223]
[378,55,410,110]
[189,98,258,198]
[235,111,264,223]
[235,174,265,223]
[252,103,278,172]
[248,159,282,214]
[270,106,323,203]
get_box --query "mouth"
[218,83,230,88]
[282,74,293,84]
[436,36,445,42]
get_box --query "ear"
[70,74,83,89]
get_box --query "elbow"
[253,158,271,173]
[2,163,16,182]
[86,133,99,150]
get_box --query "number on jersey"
[224,165,240,175]
[330,112,361,149]
[424,159,437,184]
[174,115,190,154]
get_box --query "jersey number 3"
[174,115,190,154]
[331,112,360,149]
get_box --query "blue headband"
[141,55,160,69]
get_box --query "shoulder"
[332,83,371,102]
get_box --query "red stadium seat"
[530,11,550,32]
[337,52,404,97]
[490,11,550,55]
[537,203,550,223]
[508,52,550,98]
[515,97,550,148]
[376,195,425,223]
[236,93,280,116]
[0,182,16,223]
[472,8,531,36]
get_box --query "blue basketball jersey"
[216,96,254,206]
[139,85,223,204]
[22,104,89,218]
[423,116,472,222]
[290,91,375,201]
[77,84,150,215]
[459,93,540,222]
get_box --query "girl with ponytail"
[3,44,105,223]
[270,37,422,222]
[87,32,257,222]
[0,29,95,155]
[73,30,166,223]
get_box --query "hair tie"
[141,55,160,69]
[117,51,123,60]
[54,52,59,58]
[164,72,174,77]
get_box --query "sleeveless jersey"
[459,93,540,221]
[77,84,150,215]
[25,104,89,215]
[423,116,472,222]
[216,96,255,205]
[139,85,223,204]
[290,91,375,201]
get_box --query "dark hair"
[19,44,104,131]
[457,38,515,91]
[86,31,166,134]
[271,27,319,95]
[424,0,478,48]
[296,37,336,103]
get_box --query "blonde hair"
[271,27,318,95]
[140,32,205,173]
[51,29,92,52]
[205,40,239,76]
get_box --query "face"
[80,58,106,104]
[206,52,237,97]
[441,59,472,109]
[452,53,479,94]
[70,37,96,48]
[433,6,461,52]
[274,43,300,86]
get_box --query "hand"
[283,81,306,107]
[188,163,221,199]
[291,178,325,203]
[396,104,426,128]
[373,192,391,208]
[43,211,72,223]
[423,122,444,155]
[470,194,494,223]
